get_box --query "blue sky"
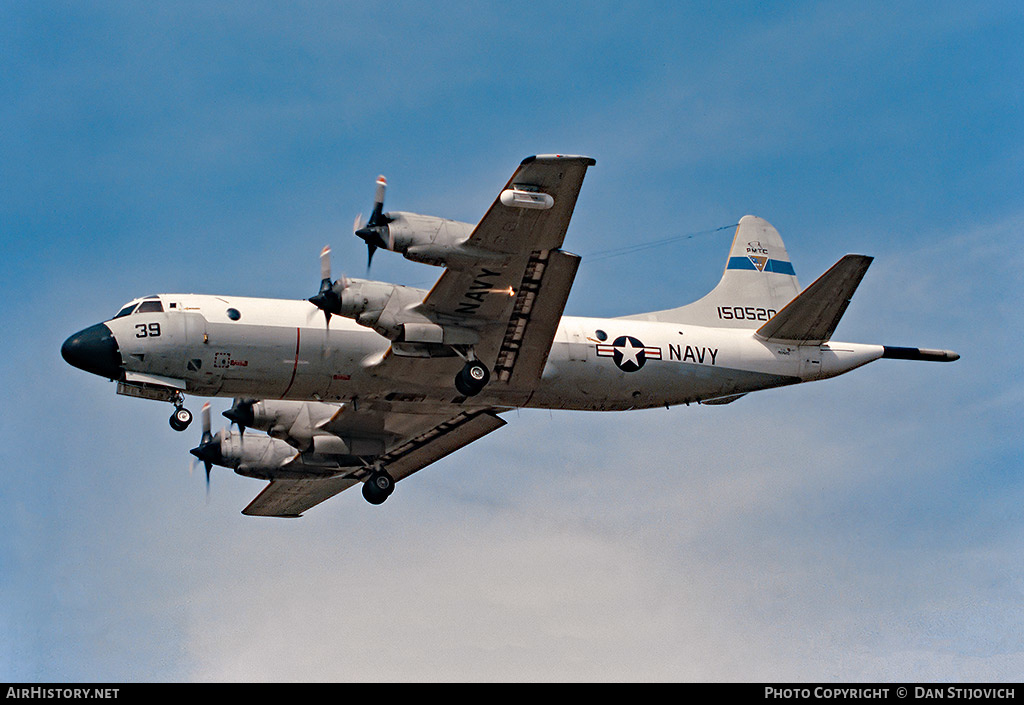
[2,1,1022,682]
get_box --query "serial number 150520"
[717,306,777,321]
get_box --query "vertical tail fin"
[624,215,800,327]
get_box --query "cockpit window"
[136,300,163,313]
[114,303,137,319]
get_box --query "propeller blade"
[223,398,255,436]
[200,402,211,441]
[354,175,393,271]
[189,402,222,492]
[320,245,331,283]
[370,175,387,225]
[309,245,340,324]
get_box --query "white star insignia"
[616,339,642,366]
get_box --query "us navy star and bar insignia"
[595,335,720,372]
[596,335,662,372]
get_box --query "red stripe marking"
[281,327,301,398]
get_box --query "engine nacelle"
[218,431,297,471]
[217,430,365,481]
[384,212,475,267]
[358,211,496,268]
[245,400,341,448]
[337,279,399,328]
[234,400,387,457]
[325,278,479,347]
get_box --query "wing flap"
[493,249,580,388]
[380,409,507,481]
[242,476,359,518]
[756,254,873,344]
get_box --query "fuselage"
[65,293,886,412]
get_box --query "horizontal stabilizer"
[756,254,873,344]
[882,346,960,362]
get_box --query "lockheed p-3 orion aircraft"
[61,155,958,517]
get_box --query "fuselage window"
[136,300,164,313]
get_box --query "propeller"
[308,245,348,324]
[353,175,393,270]
[223,398,256,436]
[188,402,221,493]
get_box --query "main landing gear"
[453,346,490,397]
[169,393,193,432]
[455,360,490,396]
[362,469,396,505]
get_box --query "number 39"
[135,323,161,338]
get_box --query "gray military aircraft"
[62,155,959,516]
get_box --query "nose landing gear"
[169,393,193,432]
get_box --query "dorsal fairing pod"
[499,187,554,209]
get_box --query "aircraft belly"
[527,323,805,411]
[530,357,799,410]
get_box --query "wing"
[378,155,595,393]
[242,476,359,518]
[421,154,593,319]
[240,405,506,517]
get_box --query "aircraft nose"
[61,323,123,380]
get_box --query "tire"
[169,407,192,432]
[455,361,489,396]
[362,471,394,505]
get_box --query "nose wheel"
[169,394,193,432]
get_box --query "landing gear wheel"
[362,470,395,505]
[455,361,490,396]
[169,406,193,432]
